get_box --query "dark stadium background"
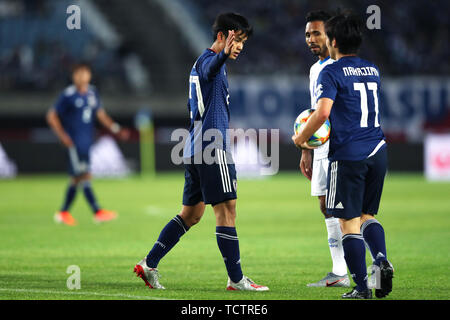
[0,0,448,176]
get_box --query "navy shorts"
[67,146,90,177]
[326,147,387,219]
[182,149,237,206]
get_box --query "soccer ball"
[294,108,331,147]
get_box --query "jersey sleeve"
[316,67,338,101]
[54,93,68,115]
[196,50,228,81]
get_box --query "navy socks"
[216,226,243,283]
[82,181,100,213]
[361,219,387,266]
[146,215,190,268]
[145,220,244,284]
[61,183,77,212]
[342,233,368,291]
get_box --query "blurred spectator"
[0,0,447,93]
[0,0,130,93]
[193,0,449,76]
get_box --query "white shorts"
[311,157,329,197]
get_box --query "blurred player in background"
[47,63,129,226]
[293,12,394,299]
[134,13,269,291]
[300,10,349,288]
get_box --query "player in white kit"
[300,10,350,287]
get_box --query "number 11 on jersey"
[353,82,380,128]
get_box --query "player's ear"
[217,31,226,42]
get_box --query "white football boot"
[133,258,165,289]
[226,276,269,291]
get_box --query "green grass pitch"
[0,172,449,300]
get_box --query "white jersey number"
[353,82,380,128]
[82,107,92,123]
[189,75,205,118]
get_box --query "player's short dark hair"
[212,12,253,40]
[71,62,92,74]
[325,12,363,54]
[305,10,332,23]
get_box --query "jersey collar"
[319,56,331,65]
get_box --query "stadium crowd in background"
[190,0,449,76]
[0,0,128,92]
[0,0,448,91]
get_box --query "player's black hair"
[71,62,92,74]
[325,12,363,54]
[305,10,332,23]
[212,12,253,40]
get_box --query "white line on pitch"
[0,288,174,300]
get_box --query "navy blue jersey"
[317,56,385,161]
[183,49,230,158]
[54,85,101,154]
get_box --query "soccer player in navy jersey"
[47,63,129,226]
[134,13,269,291]
[293,13,394,299]
[301,10,349,288]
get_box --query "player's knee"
[71,177,82,186]
[73,173,90,185]
[360,213,375,226]
[184,215,202,227]
[223,203,237,220]
[213,201,236,226]
[180,205,205,227]
[340,217,361,235]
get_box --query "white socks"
[325,217,347,276]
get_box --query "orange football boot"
[94,209,118,223]
[54,211,77,226]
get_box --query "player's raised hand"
[224,30,235,55]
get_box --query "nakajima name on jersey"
[342,66,379,77]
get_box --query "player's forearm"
[296,98,333,145]
[203,50,229,79]
[97,109,121,134]
[46,110,70,141]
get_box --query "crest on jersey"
[75,97,84,108]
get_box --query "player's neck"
[335,53,357,60]
[209,41,224,54]
[75,84,89,94]
[319,54,330,62]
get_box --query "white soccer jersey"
[309,56,334,160]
